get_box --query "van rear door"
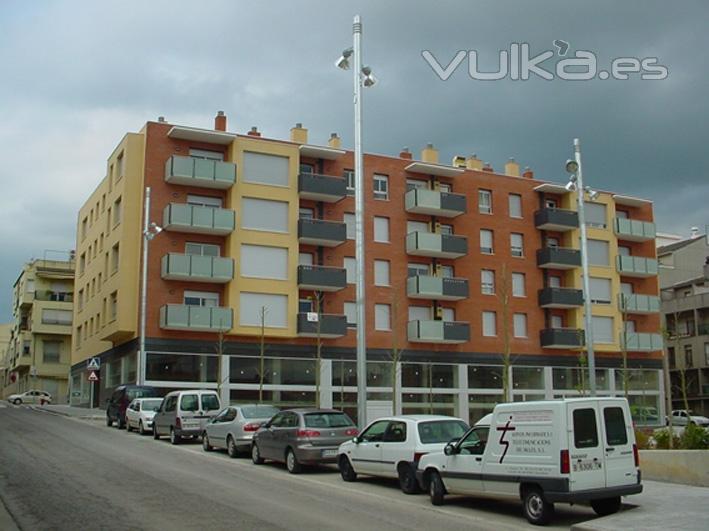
[600,402,636,487]
[567,402,605,492]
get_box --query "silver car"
[153,390,222,444]
[203,404,280,457]
[251,408,358,474]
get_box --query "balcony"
[164,155,236,190]
[618,293,660,314]
[163,203,235,236]
[406,232,468,259]
[534,208,579,232]
[621,332,663,352]
[614,218,656,242]
[540,328,585,349]
[18,290,34,308]
[406,276,469,301]
[538,287,584,308]
[298,173,347,202]
[536,247,581,269]
[407,320,470,344]
[34,290,74,303]
[616,255,658,278]
[161,253,234,284]
[159,304,232,332]
[297,265,346,292]
[298,218,347,247]
[404,189,466,218]
[296,313,347,338]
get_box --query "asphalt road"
[0,405,601,531]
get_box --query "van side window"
[201,394,220,411]
[573,408,598,448]
[165,396,177,412]
[180,394,199,412]
[603,407,628,446]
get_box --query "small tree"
[619,296,630,399]
[660,319,674,448]
[310,292,323,409]
[498,264,513,402]
[387,286,405,414]
[215,324,228,403]
[258,306,267,404]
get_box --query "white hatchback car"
[338,415,469,493]
[8,390,52,405]
[126,397,164,435]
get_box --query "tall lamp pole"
[336,15,377,428]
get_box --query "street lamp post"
[336,15,377,428]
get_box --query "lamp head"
[565,158,579,174]
[564,180,577,192]
[335,48,354,70]
[362,73,377,87]
[586,188,600,200]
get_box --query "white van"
[416,397,642,525]
[153,390,221,445]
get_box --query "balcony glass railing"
[164,155,236,189]
[616,255,658,277]
[160,304,233,332]
[161,254,234,283]
[618,293,660,313]
[163,203,235,235]
[614,217,656,241]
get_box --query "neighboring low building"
[0,323,13,398]
[659,234,709,415]
[2,258,74,403]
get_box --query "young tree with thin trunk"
[215,324,227,403]
[388,287,404,414]
[660,323,674,448]
[498,263,513,402]
[311,292,323,409]
[620,297,630,399]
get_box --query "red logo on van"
[497,419,516,463]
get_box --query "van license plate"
[322,449,338,457]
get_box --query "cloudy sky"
[0,0,707,322]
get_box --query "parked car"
[251,408,358,474]
[7,390,52,405]
[106,385,159,429]
[338,415,469,493]
[416,398,642,526]
[667,409,709,427]
[153,390,221,444]
[126,397,164,435]
[203,404,280,457]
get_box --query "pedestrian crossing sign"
[87,358,100,371]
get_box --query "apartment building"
[659,234,709,415]
[70,112,663,423]
[2,258,74,402]
[0,323,12,397]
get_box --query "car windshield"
[241,405,279,419]
[127,388,156,400]
[201,394,221,411]
[418,420,469,444]
[303,412,355,428]
[142,399,163,411]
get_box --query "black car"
[106,385,159,429]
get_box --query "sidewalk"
[37,404,105,421]
[571,479,708,531]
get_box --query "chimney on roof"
[328,132,341,149]
[452,156,466,168]
[157,116,166,123]
[421,143,439,164]
[691,226,700,237]
[482,162,494,172]
[214,111,226,131]
[290,123,308,144]
[505,157,520,177]
[466,154,483,170]
[399,147,413,160]
[248,126,261,137]
[522,166,534,179]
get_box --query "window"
[510,233,524,257]
[344,302,357,327]
[548,276,561,288]
[705,343,709,366]
[408,306,431,321]
[81,218,88,241]
[573,408,598,448]
[508,193,522,218]
[589,277,612,304]
[512,273,526,297]
[375,304,391,330]
[374,217,390,243]
[668,346,676,369]
[584,201,607,228]
[239,293,288,328]
[373,174,389,200]
[298,207,314,219]
[478,189,492,214]
[187,194,222,208]
[78,289,84,311]
[109,291,117,320]
[438,182,451,193]
[184,291,219,307]
[241,245,288,280]
[587,239,610,266]
[186,243,220,256]
[242,152,289,187]
[408,263,428,278]
[592,316,614,344]
[299,163,314,174]
[684,345,693,368]
[41,309,72,325]
[298,253,313,266]
[441,307,455,322]
[407,220,429,234]
[551,315,563,328]
[344,169,354,195]
[344,257,356,284]
[482,311,496,337]
[113,197,122,226]
[43,341,61,363]
[116,151,124,179]
[439,224,453,236]
[79,253,86,275]
[546,237,559,248]
[344,213,355,239]
[406,179,427,191]
[180,394,199,412]
[383,421,406,442]
[76,326,82,348]
[299,298,313,313]
[480,229,494,254]
[374,260,390,286]
[513,314,528,338]
[440,265,454,278]
[617,245,631,257]
[241,198,288,233]
[360,420,389,442]
[111,243,120,273]
[190,149,224,160]
[603,407,628,446]
[481,270,495,295]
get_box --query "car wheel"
[106,415,113,427]
[227,436,239,458]
[170,427,181,445]
[398,464,420,494]
[429,471,446,506]
[13,399,21,406]
[590,496,621,517]
[126,420,132,432]
[522,486,554,526]
[286,448,302,474]
[203,433,213,452]
[338,456,357,482]
[251,443,264,465]
[139,421,146,435]
[153,425,160,440]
